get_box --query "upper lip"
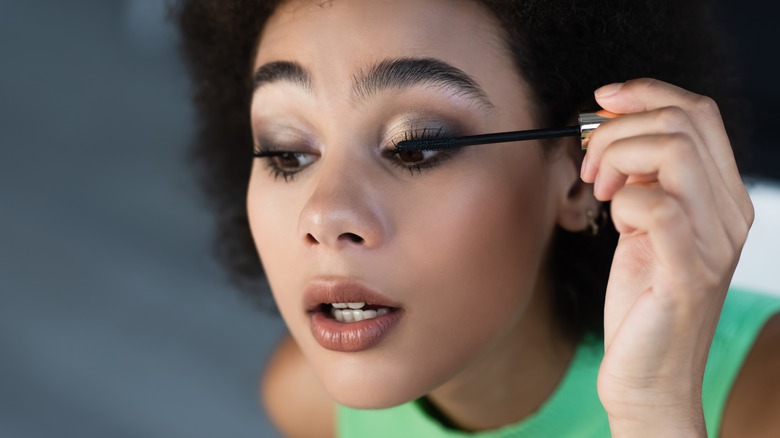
[303,277,401,312]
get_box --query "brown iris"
[273,152,303,169]
[395,149,425,164]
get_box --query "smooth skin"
[250,1,780,437]
[251,0,587,432]
[585,79,761,436]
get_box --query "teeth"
[329,302,365,309]
[330,307,391,323]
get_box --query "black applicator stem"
[395,125,581,151]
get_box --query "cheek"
[404,149,551,285]
[393,157,553,360]
[245,153,559,408]
[247,170,288,268]
[246,168,306,321]
[401,181,545,295]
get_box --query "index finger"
[593,78,752,222]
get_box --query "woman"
[176,0,780,436]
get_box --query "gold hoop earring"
[586,210,600,236]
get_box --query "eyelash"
[253,127,461,182]
[253,149,314,182]
[383,127,459,175]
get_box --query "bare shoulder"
[262,335,336,438]
[721,313,780,437]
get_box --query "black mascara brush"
[395,110,617,152]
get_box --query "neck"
[425,286,577,432]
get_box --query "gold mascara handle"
[579,110,619,149]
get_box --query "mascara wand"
[395,110,617,152]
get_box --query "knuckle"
[600,139,618,160]
[702,232,738,289]
[726,194,754,245]
[661,132,697,159]
[649,197,681,228]
[735,219,751,246]
[743,197,756,228]
[610,187,630,209]
[654,106,688,132]
[736,205,753,243]
[693,95,721,118]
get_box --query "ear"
[553,150,599,233]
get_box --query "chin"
[312,350,437,409]
[325,382,424,410]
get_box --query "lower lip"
[309,309,403,352]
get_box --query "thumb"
[594,78,698,114]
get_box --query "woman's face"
[248,0,582,408]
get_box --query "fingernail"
[595,82,624,98]
[581,154,590,180]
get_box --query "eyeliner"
[395,110,617,152]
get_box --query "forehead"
[254,0,510,76]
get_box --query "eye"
[268,151,316,170]
[394,149,440,165]
[251,124,319,182]
[383,126,462,175]
[253,149,317,182]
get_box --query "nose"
[298,163,387,250]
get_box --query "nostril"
[306,233,319,244]
[340,232,364,244]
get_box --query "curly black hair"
[174,0,748,341]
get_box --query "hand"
[580,79,754,436]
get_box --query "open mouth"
[304,279,404,351]
[318,302,398,323]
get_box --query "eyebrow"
[252,57,495,110]
[253,61,312,92]
[352,57,494,109]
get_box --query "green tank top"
[338,289,780,437]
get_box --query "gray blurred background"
[0,1,778,437]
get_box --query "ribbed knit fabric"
[338,288,780,437]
